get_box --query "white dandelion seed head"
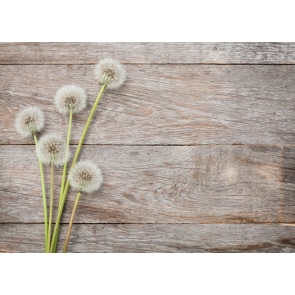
[15,106,44,137]
[94,58,126,90]
[69,160,103,193]
[37,134,70,166]
[54,85,87,115]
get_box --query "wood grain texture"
[1,224,295,253]
[1,43,295,64]
[1,145,295,223]
[2,64,295,145]
[1,43,295,253]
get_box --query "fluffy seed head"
[94,58,126,90]
[15,106,44,137]
[37,134,70,166]
[54,85,87,115]
[69,160,103,193]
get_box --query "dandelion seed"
[15,106,44,137]
[94,58,126,90]
[69,160,103,193]
[37,134,70,166]
[54,85,87,115]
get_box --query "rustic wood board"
[1,224,295,253]
[1,43,295,64]
[1,43,295,252]
[1,64,295,145]
[1,145,295,223]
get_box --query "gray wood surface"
[1,224,295,253]
[1,145,295,223]
[1,43,295,252]
[1,43,295,64]
[1,64,295,145]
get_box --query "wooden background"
[1,43,295,252]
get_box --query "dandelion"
[94,58,126,90]
[54,85,87,245]
[15,106,44,137]
[62,160,103,252]
[37,134,70,167]
[15,106,48,251]
[54,85,87,115]
[69,160,103,193]
[51,58,126,252]
[37,133,70,251]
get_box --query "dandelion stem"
[59,108,72,208]
[50,84,106,253]
[48,164,54,252]
[52,108,73,253]
[70,84,106,176]
[62,191,81,253]
[33,134,48,253]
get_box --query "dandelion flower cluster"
[54,85,87,115]
[37,134,70,166]
[94,58,126,90]
[15,106,44,137]
[69,160,103,193]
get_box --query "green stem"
[70,84,106,176]
[59,108,72,208]
[34,134,48,252]
[52,108,73,253]
[47,164,54,252]
[62,191,81,253]
[50,84,106,253]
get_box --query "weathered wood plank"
[1,64,295,145]
[1,224,295,253]
[1,145,295,223]
[1,43,295,64]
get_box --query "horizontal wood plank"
[1,145,295,223]
[1,64,295,145]
[1,224,295,252]
[1,43,295,253]
[1,43,295,65]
